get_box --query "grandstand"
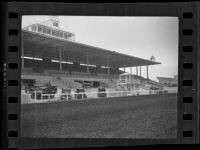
[157,75,178,87]
[21,17,165,103]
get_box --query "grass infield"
[21,93,177,138]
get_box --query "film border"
[4,2,200,149]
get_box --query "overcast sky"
[22,16,178,81]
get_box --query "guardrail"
[21,89,177,104]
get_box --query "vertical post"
[133,72,135,90]
[130,66,132,84]
[22,34,24,69]
[136,67,138,76]
[123,61,125,73]
[86,52,89,73]
[59,48,62,71]
[107,58,110,75]
[36,24,38,32]
[126,74,128,90]
[35,90,37,102]
[41,25,44,33]
[139,66,141,89]
[50,26,52,36]
[147,65,149,87]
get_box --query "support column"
[147,65,149,86]
[139,66,142,88]
[59,48,62,71]
[107,58,110,75]
[136,67,138,76]
[22,35,24,69]
[86,52,89,73]
[130,66,132,84]
[123,62,125,72]
[36,24,38,32]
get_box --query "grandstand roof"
[22,30,161,68]
[157,77,177,81]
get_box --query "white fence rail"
[21,89,177,104]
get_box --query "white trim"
[33,57,43,61]
[22,56,34,60]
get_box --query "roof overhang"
[157,77,177,81]
[22,30,161,68]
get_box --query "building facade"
[157,75,178,87]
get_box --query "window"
[53,22,58,27]
[55,30,59,37]
[42,27,51,35]
[43,27,47,34]
[47,28,51,35]
[64,33,68,39]
[38,25,42,33]
[59,31,63,38]
[52,29,56,36]
[31,25,37,31]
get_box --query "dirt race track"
[21,93,177,138]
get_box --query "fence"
[21,89,177,104]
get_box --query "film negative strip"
[181,6,199,143]
[177,5,199,143]
[6,4,20,150]
[2,2,200,149]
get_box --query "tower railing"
[23,24,75,41]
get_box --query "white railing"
[21,89,177,104]
[23,24,75,41]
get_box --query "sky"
[22,16,178,81]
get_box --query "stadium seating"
[24,65,163,91]
[24,59,35,68]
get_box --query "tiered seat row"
[23,59,123,75]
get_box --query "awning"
[23,30,161,68]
